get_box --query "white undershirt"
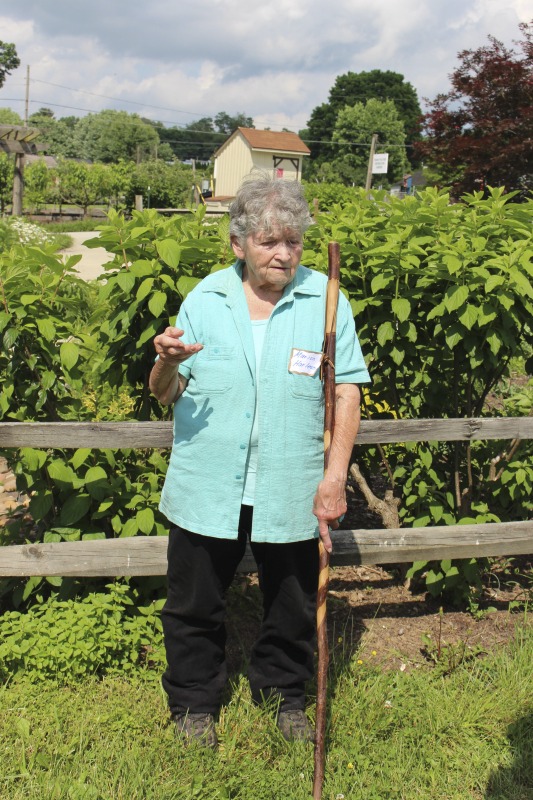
[242,318,268,505]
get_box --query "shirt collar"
[201,260,322,299]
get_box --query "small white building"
[210,128,310,206]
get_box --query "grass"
[43,220,106,234]
[0,623,531,799]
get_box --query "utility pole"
[24,65,30,125]
[365,133,378,192]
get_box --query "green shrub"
[1,189,532,608]
[0,582,165,683]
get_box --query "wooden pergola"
[0,124,42,215]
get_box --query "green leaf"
[138,319,162,347]
[71,449,92,470]
[390,346,404,365]
[377,321,394,346]
[3,327,19,348]
[426,570,444,597]
[136,507,155,534]
[485,275,504,293]
[156,239,181,269]
[406,560,428,579]
[28,492,53,521]
[458,304,478,330]
[20,447,47,471]
[444,285,469,312]
[121,518,139,538]
[60,341,79,370]
[445,327,463,349]
[443,255,462,274]
[36,317,56,341]
[176,275,201,299]
[116,271,136,294]
[59,493,92,526]
[137,277,155,301]
[370,273,394,293]
[391,298,411,322]
[48,460,77,487]
[419,448,433,469]
[85,466,109,499]
[148,291,167,318]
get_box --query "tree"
[27,109,79,159]
[128,160,193,208]
[57,160,112,216]
[24,158,53,212]
[417,21,533,197]
[305,70,421,172]
[74,110,160,163]
[213,111,254,136]
[0,152,14,213]
[158,112,254,162]
[327,99,409,187]
[0,107,23,125]
[0,41,20,89]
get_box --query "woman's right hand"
[153,327,203,364]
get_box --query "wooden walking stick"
[313,241,340,800]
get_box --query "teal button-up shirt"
[159,261,371,543]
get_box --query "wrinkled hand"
[312,477,347,554]
[153,327,203,364]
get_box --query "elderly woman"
[149,173,370,748]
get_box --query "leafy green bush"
[88,206,232,418]
[0,243,90,421]
[303,186,533,602]
[0,217,71,251]
[1,189,531,608]
[0,582,165,683]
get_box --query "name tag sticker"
[288,348,323,376]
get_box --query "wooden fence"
[0,417,532,577]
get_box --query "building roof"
[215,127,310,157]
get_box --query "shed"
[211,128,310,203]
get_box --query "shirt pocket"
[193,346,237,393]
[288,371,324,400]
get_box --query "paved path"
[60,231,111,280]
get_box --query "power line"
[2,96,413,149]
[31,78,202,118]
[29,77,310,131]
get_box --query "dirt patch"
[225,558,531,681]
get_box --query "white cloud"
[0,2,530,129]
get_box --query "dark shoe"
[277,709,315,742]
[172,712,218,749]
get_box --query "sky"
[0,0,530,133]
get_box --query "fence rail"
[1,417,532,449]
[1,417,531,577]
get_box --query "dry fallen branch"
[349,462,401,529]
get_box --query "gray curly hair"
[229,172,312,244]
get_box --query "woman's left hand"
[312,477,347,553]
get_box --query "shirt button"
[240,444,246,450]
[213,347,219,353]
[245,412,251,418]
[236,474,242,480]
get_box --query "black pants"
[161,505,319,715]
